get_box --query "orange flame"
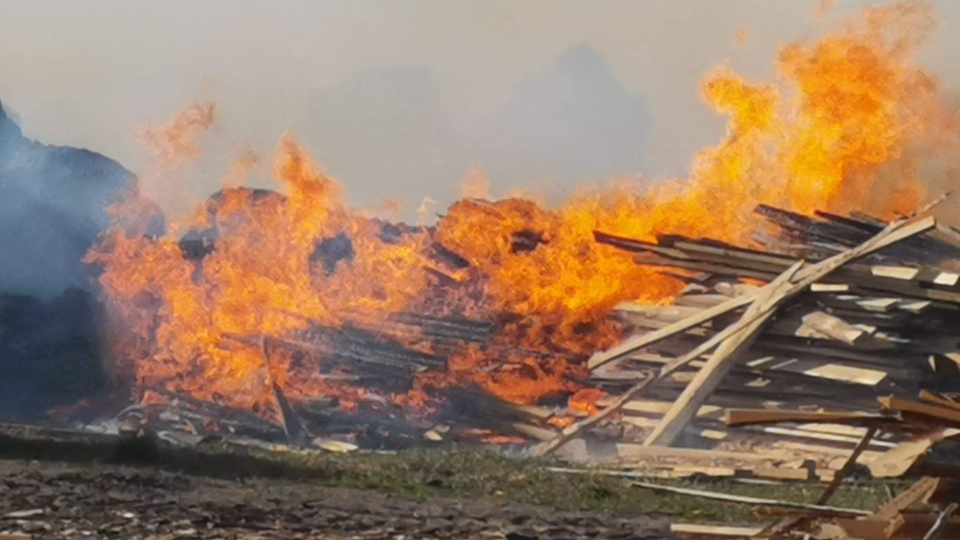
[88,4,960,417]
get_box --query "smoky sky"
[2,0,960,219]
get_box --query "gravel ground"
[0,460,673,539]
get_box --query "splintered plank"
[800,311,870,345]
[868,429,960,478]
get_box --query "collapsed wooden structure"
[529,195,960,539]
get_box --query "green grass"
[237,449,894,522]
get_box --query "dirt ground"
[0,459,673,540]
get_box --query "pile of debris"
[527,195,960,538]
[11,191,960,537]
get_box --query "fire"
[87,3,960,420]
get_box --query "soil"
[0,460,673,540]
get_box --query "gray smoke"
[0,100,134,298]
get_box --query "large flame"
[87,3,960,415]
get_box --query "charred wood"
[511,229,546,253]
[389,312,494,344]
[283,324,446,371]
[446,386,553,424]
[311,232,355,276]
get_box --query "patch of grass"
[291,449,893,521]
[0,427,902,523]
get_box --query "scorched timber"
[294,406,434,450]
[755,203,960,264]
[134,390,289,441]
[627,241,960,300]
[280,325,446,371]
[389,312,494,344]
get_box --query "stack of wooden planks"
[530,197,960,538]
[719,395,960,538]
[535,196,960,477]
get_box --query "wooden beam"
[920,390,960,413]
[723,409,893,428]
[643,261,803,446]
[670,523,765,537]
[879,396,960,426]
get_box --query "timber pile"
[529,197,960,538]
[69,198,960,465]
[90,307,573,452]
[11,199,960,538]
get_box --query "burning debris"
[33,3,952,462]
[6,3,960,538]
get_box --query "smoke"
[135,103,217,219]
[0,100,135,298]
[6,0,939,221]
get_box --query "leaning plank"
[924,504,959,540]
[643,211,939,448]
[629,480,871,516]
[653,261,802,380]
[873,477,941,521]
[261,338,306,444]
[587,294,755,370]
[643,262,803,446]
[817,426,879,504]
